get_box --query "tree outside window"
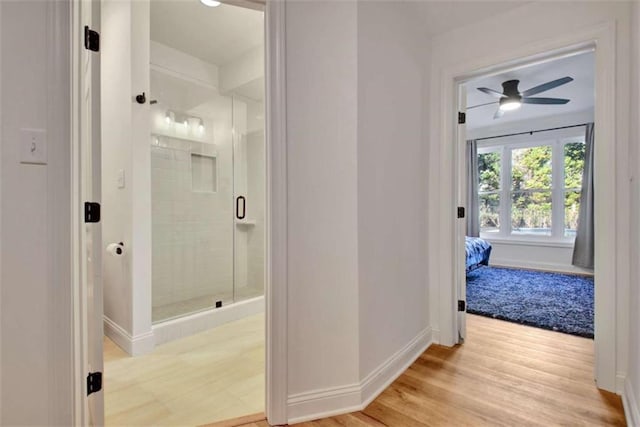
[477,137,585,240]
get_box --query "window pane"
[565,190,581,237]
[511,190,552,235]
[511,146,552,190]
[479,193,500,233]
[478,152,501,192]
[564,141,585,189]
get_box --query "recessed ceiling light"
[200,0,221,7]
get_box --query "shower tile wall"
[151,137,234,322]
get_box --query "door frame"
[438,22,623,393]
[70,0,290,425]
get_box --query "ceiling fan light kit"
[473,76,574,119]
[499,97,522,111]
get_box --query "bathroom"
[100,0,266,424]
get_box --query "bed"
[465,236,492,272]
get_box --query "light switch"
[117,169,125,189]
[20,129,47,165]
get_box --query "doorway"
[73,0,288,425]
[100,0,267,425]
[446,36,620,392]
[461,51,595,340]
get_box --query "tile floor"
[104,313,265,426]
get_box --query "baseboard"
[360,327,432,408]
[431,328,441,344]
[287,384,362,424]
[103,316,155,356]
[490,258,593,275]
[623,378,640,427]
[286,326,433,424]
[618,372,627,395]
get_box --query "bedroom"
[463,50,595,339]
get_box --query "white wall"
[625,1,640,423]
[151,41,219,88]
[101,0,153,354]
[0,1,73,424]
[285,1,430,422]
[220,45,263,95]
[356,1,429,379]
[426,1,632,393]
[285,0,361,400]
[488,241,591,274]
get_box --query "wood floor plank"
[214,315,626,427]
[202,412,266,427]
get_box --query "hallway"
[217,314,625,426]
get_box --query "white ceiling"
[465,51,595,130]
[150,0,264,66]
[410,1,529,36]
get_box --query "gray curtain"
[572,123,595,269]
[466,140,480,237]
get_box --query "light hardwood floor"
[212,315,625,427]
[104,313,265,426]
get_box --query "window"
[478,134,585,241]
[478,151,501,234]
[564,142,586,237]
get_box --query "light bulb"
[200,0,221,6]
[499,99,522,111]
[165,110,174,124]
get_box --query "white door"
[456,84,468,342]
[78,0,104,424]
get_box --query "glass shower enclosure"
[149,69,265,323]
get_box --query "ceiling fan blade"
[477,87,505,98]
[521,76,573,97]
[493,108,504,119]
[467,101,499,110]
[521,97,570,105]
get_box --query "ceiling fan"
[470,76,573,119]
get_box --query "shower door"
[150,69,265,323]
[150,70,236,323]
[232,96,266,302]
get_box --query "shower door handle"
[236,196,246,220]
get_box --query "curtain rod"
[473,123,590,142]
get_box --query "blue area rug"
[466,266,594,338]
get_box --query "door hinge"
[458,111,466,124]
[87,372,102,395]
[84,26,100,52]
[457,206,465,219]
[458,300,466,312]
[84,202,101,223]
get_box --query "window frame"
[477,129,585,243]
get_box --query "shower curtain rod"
[473,122,590,142]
